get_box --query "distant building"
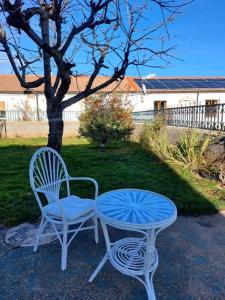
[0,75,225,121]
[0,75,138,121]
[132,76,225,111]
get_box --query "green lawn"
[0,137,224,226]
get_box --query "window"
[0,101,5,111]
[205,100,218,117]
[205,100,218,106]
[0,101,6,120]
[154,100,167,110]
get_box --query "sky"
[0,0,224,77]
[149,0,225,77]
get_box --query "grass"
[0,137,225,226]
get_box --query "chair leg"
[61,223,68,271]
[93,216,99,244]
[33,215,48,252]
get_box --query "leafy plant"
[140,113,166,148]
[150,112,166,132]
[140,122,211,171]
[79,94,134,147]
[175,131,211,171]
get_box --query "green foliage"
[140,121,211,171]
[175,131,211,171]
[149,112,166,132]
[140,113,165,148]
[79,94,134,146]
[140,115,175,160]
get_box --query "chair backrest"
[29,147,69,204]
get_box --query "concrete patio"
[0,212,225,300]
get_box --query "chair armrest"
[68,177,99,199]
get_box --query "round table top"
[96,189,177,230]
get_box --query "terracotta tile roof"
[0,74,140,94]
[1,74,225,94]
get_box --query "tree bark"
[47,104,64,153]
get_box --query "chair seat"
[43,195,95,222]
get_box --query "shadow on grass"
[0,138,224,226]
[1,139,225,300]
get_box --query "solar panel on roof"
[204,80,225,88]
[150,81,170,89]
[145,81,156,89]
[161,81,186,89]
[178,81,195,88]
[134,78,225,90]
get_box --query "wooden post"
[36,93,40,121]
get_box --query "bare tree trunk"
[47,104,64,153]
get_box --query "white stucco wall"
[0,93,84,112]
[1,90,225,115]
[132,91,225,111]
[0,93,29,110]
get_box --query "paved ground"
[0,213,225,300]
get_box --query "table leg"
[145,264,157,300]
[88,221,111,283]
[88,253,108,283]
[144,229,158,300]
[101,221,111,253]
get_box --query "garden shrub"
[140,119,211,172]
[175,131,211,171]
[79,94,134,147]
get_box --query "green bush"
[140,113,166,148]
[140,119,211,171]
[79,94,134,146]
[175,131,211,171]
[140,122,176,161]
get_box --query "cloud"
[144,73,156,78]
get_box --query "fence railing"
[0,110,80,121]
[133,104,225,131]
[3,105,225,131]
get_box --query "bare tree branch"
[0,0,191,151]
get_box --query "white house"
[0,75,225,121]
[0,75,138,120]
[131,76,225,111]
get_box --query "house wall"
[1,91,225,116]
[132,91,225,111]
[0,92,139,117]
[0,93,84,113]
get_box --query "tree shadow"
[0,139,224,226]
[1,139,225,299]
[61,140,223,216]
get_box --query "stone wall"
[1,120,224,142]
[1,121,79,138]
[132,123,223,144]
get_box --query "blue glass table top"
[96,189,177,229]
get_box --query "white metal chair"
[29,146,99,270]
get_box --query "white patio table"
[89,189,177,300]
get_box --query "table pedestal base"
[89,236,158,300]
[90,189,177,299]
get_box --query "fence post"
[36,93,40,121]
